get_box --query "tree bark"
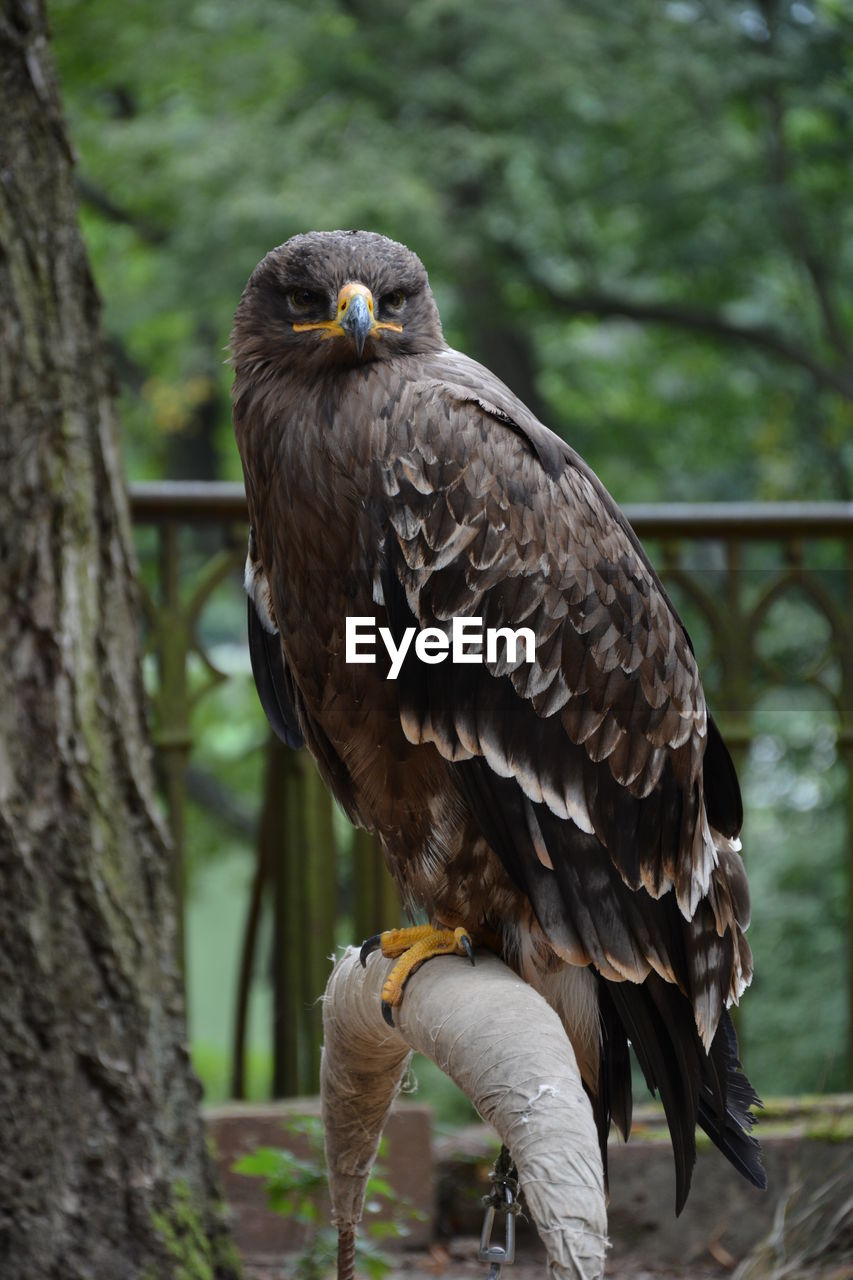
[0,3,239,1276]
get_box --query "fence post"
[155,519,190,978]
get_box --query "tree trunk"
[0,4,239,1276]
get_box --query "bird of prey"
[231,229,764,1211]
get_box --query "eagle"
[231,229,764,1212]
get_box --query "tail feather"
[604,975,697,1213]
[602,975,765,1213]
[591,981,634,1194]
[698,1010,765,1191]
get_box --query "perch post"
[321,946,608,1279]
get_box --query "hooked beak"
[339,288,373,357]
[292,281,402,355]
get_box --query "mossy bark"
[0,3,239,1275]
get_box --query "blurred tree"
[48,0,853,499]
[0,3,238,1273]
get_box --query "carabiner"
[479,1182,517,1264]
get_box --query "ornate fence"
[130,484,853,1094]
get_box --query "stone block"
[206,1098,434,1256]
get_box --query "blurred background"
[47,0,853,1116]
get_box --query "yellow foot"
[359,924,475,1025]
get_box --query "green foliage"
[233,1117,425,1279]
[743,698,848,1092]
[50,0,853,496]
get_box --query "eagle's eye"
[289,287,321,312]
[380,289,406,314]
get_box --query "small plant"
[234,1115,425,1279]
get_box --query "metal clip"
[478,1147,519,1278]
[478,1184,516,1269]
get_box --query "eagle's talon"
[368,924,478,1023]
[360,933,382,967]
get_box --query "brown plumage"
[232,229,764,1212]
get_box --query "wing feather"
[244,530,304,750]
[372,369,754,1044]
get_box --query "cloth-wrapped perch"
[321,947,609,1279]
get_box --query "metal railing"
[130,483,853,1093]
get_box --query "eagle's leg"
[359,924,474,1026]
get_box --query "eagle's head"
[231,230,445,380]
